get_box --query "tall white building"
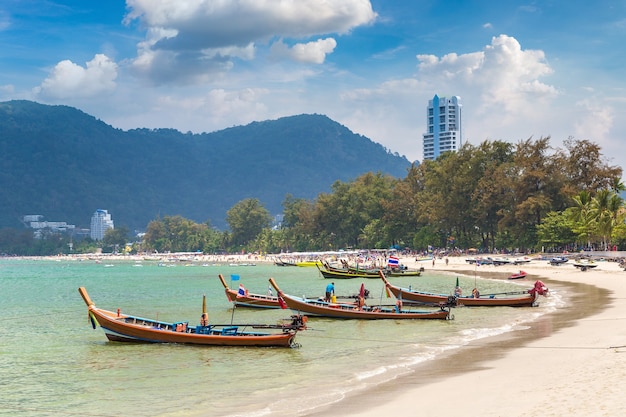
[422,95,463,161]
[90,209,114,240]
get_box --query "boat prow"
[218,274,281,308]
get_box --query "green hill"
[0,100,413,230]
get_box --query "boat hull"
[79,287,297,347]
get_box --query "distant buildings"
[21,210,114,240]
[422,95,463,161]
[21,215,75,239]
[90,209,114,240]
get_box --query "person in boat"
[200,312,209,327]
[471,288,480,298]
[357,295,366,310]
[395,298,403,312]
[325,282,335,302]
[454,285,462,297]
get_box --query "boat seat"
[195,325,213,334]
[221,326,238,335]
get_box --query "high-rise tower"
[90,209,114,240]
[422,95,462,161]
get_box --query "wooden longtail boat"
[379,271,548,307]
[296,260,323,267]
[317,263,422,279]
[316,264,382,279]
[328,261,423,278]
[218,274,281,308]
[274,258,297,267]
[78,287,304,347]
[339,260,423,277]
[269,278,450,320]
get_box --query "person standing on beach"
[325,282,335,302]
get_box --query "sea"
[0,257,565,417]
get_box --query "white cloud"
[332,34,564,161]
[270,38,337,64]
[574,99,614,143]
[124,0,376,84]
[34,54,118,99]
[0,84,15,95]
[417,34,556,101]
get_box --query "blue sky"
[2,0,625,173]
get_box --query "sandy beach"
[309,255,626,417]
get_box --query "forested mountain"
[0,100,412,230]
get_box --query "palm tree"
[590,190,625,250]
[568,190,596,249]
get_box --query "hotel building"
[90,209,114,240]
[422,95,463,161]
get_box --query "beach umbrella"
[202,294,206,314]
[455,276,459,287]
[359,282,365,298]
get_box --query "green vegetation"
[1,101,624,256]
[137,137,625,254]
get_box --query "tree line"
[140,137,624,254]
[1,137,624,256]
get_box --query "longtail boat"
[296,260,323,267]
[339,260,423,277]
[318,263,421,279]
[379,271,548,307]
[218,274,281,308]
[316,264,381,279]
[78,287,305,347]
[269,278,450,320]
[274,258,297,267]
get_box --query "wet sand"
[306,256,626,417]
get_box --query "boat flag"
[231,274,240,281]
[387,256,399,268]
[237,284,246,297]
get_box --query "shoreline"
[306,256,626,417]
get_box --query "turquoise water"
[0,258,561,416]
